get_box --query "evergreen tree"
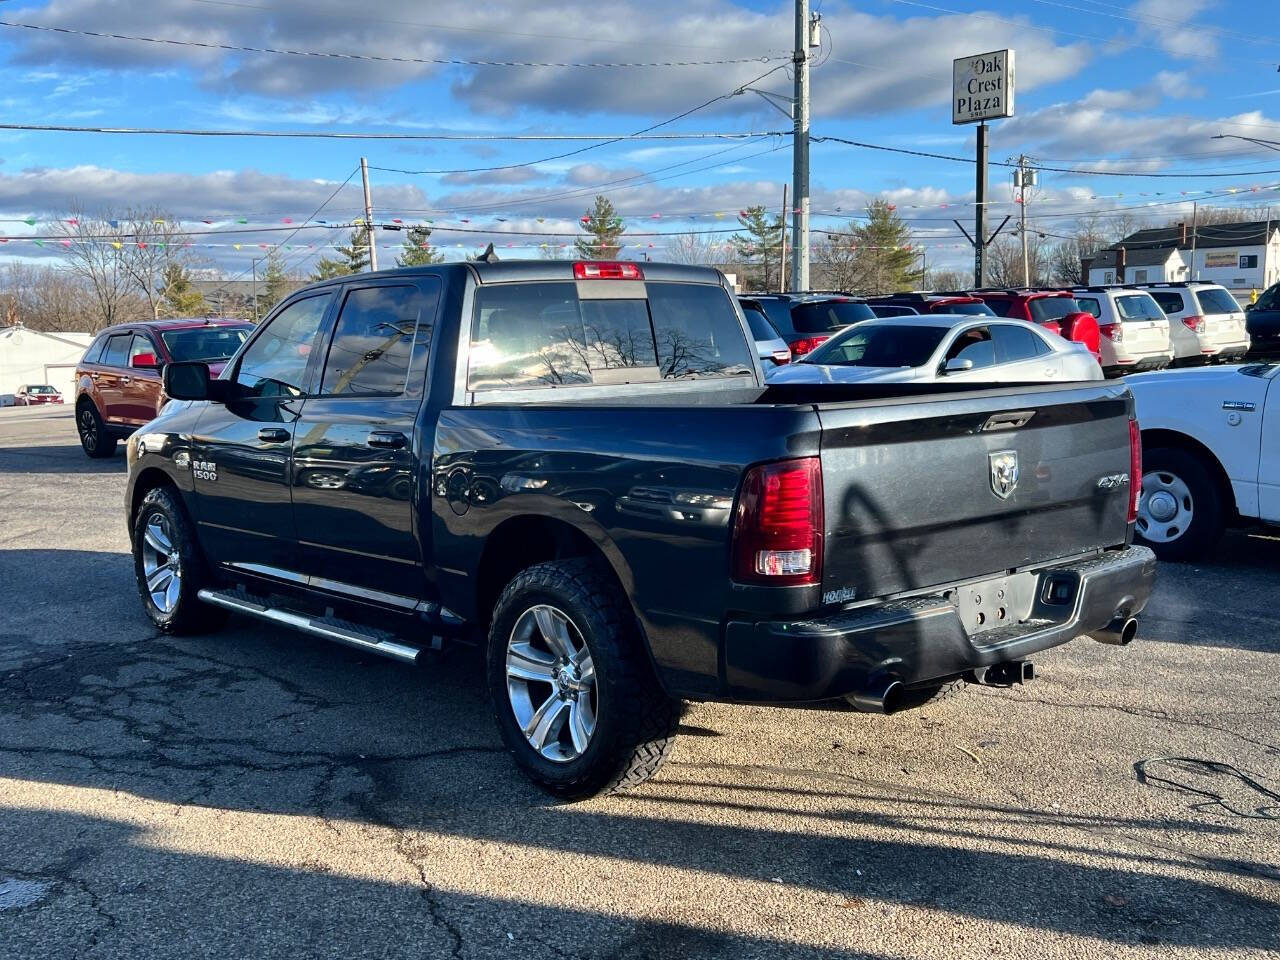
[158,262,207,317]
[311,227,370,280]
[259,249,292,319]
[574,195,626,260]
[730,206,784,292]
[850,200,920,294]
[397,224,445,267]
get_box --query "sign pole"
[975,121,988,287]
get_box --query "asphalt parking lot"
[0,404,1277,959]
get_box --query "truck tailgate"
[812,382,1133,601]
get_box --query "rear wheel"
[132,486,228,634]
[77,401,117,458]
[487,558,681,799]
[1135,446,1225,562]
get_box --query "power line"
[0,19,786,69]
[0,122,783,140]
[1024,0,1280,49]
[813,135,1280,178]
[369,64,788,176]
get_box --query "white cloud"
[1131,0,1218,59]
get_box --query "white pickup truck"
[1128,363,1279,559]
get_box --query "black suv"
[1246,281,1280,354]
[746,293,875,358]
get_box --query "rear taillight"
[572,261,643,280]
[789,335,828,358]
[1181,314,1206,334]
[1128,418,1141,524]
[731,457,824,586]
[771,349,791,365]
[1100,322,1123,342]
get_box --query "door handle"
[367,430,408,450]
[120,376,131,385]
[258,427,291,443]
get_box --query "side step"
[197,588,424,665]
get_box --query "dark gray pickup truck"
[125,259,1155,798]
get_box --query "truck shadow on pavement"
[0,443,127,476]
[1,550,1278,955]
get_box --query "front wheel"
[132,486,228,635]
[1135,446,1225,562]
[487,558,681,800]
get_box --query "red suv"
[75,318,253,457]
[961,289,1102,363]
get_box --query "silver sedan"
[767,314,1103,384]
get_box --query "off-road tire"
[132,486,228,635]
[1136,446,1225,562]
[77,400,117,458]
[487,558,682,800]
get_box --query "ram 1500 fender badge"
[1222,400,1256,412]
[1096,474,1129,490]
[193,459,218,482]
[989,450,1019,500]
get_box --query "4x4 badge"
[989,450,1019,500]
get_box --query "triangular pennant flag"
[23,216,35,226]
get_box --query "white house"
[0,326,93,404]
[1087,247,1187,286]
[1099,220,1280,293]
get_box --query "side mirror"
[130,352,158,369]
[944,357,975,373]
[1244,302,1255,311]
[163,361,214,401]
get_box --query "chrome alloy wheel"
[78,407,97,448]
[505,604,598,763]
[1138,469,1194,544]
[141,513,182,613]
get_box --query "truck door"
[1261,376,1279,523]
[290,277,440,601]
[190,291,335,575]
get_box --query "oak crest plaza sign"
[952,49,1015,124]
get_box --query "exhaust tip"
[1090,616,1139,646]
[847,678,904,714]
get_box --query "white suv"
[1139,282,1250,365]
[1071,287,1174,376]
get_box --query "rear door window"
[1149,291,1186,315]
[320,283,436,396]
[1194,287,1242,315]
[945,326,996,369]
[992,324,1051,363]
[101,333,132,368]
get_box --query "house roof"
[1117,220,1279,251]
[0,326,93,347]
[1091,247,1183,269]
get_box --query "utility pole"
[1015,155,1036,287]
[250,256,261,321]
[791,0,815,293]
[1189,200,1198,281]
[360,156,378,272]
[975,122,988,287]
[778,183,789,293]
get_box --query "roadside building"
[1087,220,1280,294]
[0,325,92,404]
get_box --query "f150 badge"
[193,459,218,482]
[989,450,1019,500]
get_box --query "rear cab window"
[468,280,754,391]
[1194,287,1241,315]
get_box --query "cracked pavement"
[1,405,1277,959]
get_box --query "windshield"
[26,385,57,394]
[1194,287,1241,315]
[804,324,949,367]
[741,305,780,341]
[1115,294,1165,321]
[791,299,875,333]
[161,326,252,362]
[1029,297,1080,322]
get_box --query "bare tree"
[664,231,720,266]
[57,210,136,331]
[925,268,971,292]
[0,263,102,331]
[118,210,202,320]
[986,233,1051,288]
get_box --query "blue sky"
[0,0,1277,274]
